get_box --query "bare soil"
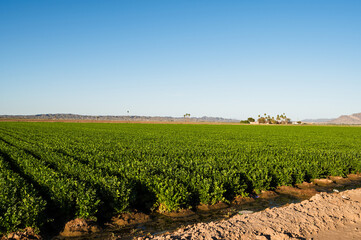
[160,209,197,218]
[112,212,151,226]
[196,202,229,211]
[1,228,42,240]
[147,188,361,240]
[59,218,100,237]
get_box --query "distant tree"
[267,115,271,123]
[271,117,278,124]
[278,113,288,124]
[240,120,250,124]
[258,117,266,124]
[247,117,255,123]
[279,114,284,123]
[256,113,291,124]
[184,113,191,121]
[297,121,302,124]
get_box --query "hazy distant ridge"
[302,112,361,124]
[301,118,335,123]
[329,112,361,124]
[0,113,239,123]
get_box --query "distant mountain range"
[0,113,240,123]
[2,113,361,124]
[302,112,361,125]
[329,112,361,124]
[301,118,335,123]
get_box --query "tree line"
[240,113,293,124]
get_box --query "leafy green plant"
[1,122,361,234]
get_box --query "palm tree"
[184,113,191,122]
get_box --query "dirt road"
[149,188,361,240]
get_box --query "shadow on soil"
[53,175,361,240]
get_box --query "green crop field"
[1,122,361,234]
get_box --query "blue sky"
[1,1,360,120]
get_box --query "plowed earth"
[148,188,361,240]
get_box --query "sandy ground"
[148,188,361,240]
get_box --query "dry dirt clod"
[2,227,41,240]
[160,209,196,218]
[196,202,229,211]
[312,178,334,185]
[60,218,100,237]
[112,212,151,226]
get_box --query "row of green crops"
[0,122,361,234]
[0,153,46,233]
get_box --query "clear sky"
[1,0,361,120]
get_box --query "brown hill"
[329,112,361,124]
[0,114,239,123]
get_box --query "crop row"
[0,152,46,233]
[0,122,361,235]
